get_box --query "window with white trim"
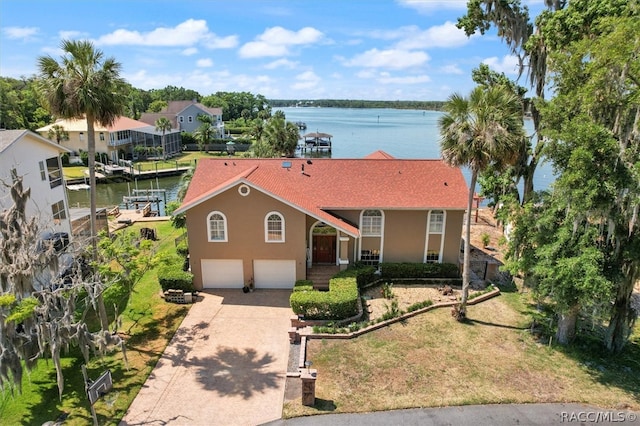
[51,200,66,223]
[426,250,439,263]
[39,161,46,180]
[361,210,382,236]
[46,156,62,188]
[429,210,444,233]
[207,211,227,242]
[188,116,193,123]
[265,212,285,242]
[179,116,184,123]
[79,132,84,141]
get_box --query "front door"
[313,235,336,264]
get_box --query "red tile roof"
[177,155,468,236]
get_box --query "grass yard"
[63,165,88,180]
[0,221,189,425]
[133,151,229,172]
[284,287,640,418]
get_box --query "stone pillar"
[301,369,317,406]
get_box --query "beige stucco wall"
[330,208,463,265]
[382,210,428,263]
[442,210,464,264]
[43,130,112,154]
[186,184,307,289]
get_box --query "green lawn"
[0,221,189,426]
[62,151,226,178]
[285,285,640,417]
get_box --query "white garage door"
[201,259,243,289]
[253,260,296,289]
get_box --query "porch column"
[339,234,350,270]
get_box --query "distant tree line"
[0,76,274,130]
[0,73,448,132]
[268,99,445,110]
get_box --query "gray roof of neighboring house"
[0,129,71,154]
[166,100,222,117]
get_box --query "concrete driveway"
[120,289,293,426]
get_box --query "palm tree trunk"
[459,170,478,318]
[86,115,110,332]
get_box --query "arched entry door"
[311,223,337,264]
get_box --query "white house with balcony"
[37,116,182,163]
[0,129,72,240]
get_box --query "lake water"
[69,107,554,212]
[279,107,554,192]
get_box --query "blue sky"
[0,0,545,101]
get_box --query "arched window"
[265,212,285,242]
[361,209,383,236]
[207,211,227,242]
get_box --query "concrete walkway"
[120,289,293,426]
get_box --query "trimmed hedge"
[290,277,358,320]
[158,262,194,292]
[334,264,377,288]
[293,280,314,292]
[379,262,459,279]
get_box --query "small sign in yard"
[86,370,113,405]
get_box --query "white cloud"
[394,22,470,49]
[291,70,321,91]
[440,64,464,75]
[377,74,431,84]
[58,30,88,40]
[344,48,429,69]
[3,26,39,40]
[397,0,468,13]
[264,58,298,69]
[182,47,198,56]
[482,55,520,75]
[196,58,213,68]
[94,19,237,49]
[239,26,323,58]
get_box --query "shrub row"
[290,277,359,320]
[157,254,194,292]
[293,280,314,292]
[379,262,459,279]
[334,264,377,288]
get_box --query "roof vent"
[282,161,292,169]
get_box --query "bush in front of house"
[293,280,314,292]
[157,261,194,293]
[290,276,359,320]
[379,262,459,279]
[334,264,377,288]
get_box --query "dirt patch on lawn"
[362,284,488,321]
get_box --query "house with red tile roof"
[174,152,468,290]
[37,116,182,162]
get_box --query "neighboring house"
[174,151,469,290]
[0,129,72,240]
[37,116,182,162]
[140,100,224,136]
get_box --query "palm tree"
[37,40,126,331]
[439,85,524,320]
[263,116,300,157]
[155,117,172,160]
[47,124,69,144]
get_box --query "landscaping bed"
[362,284,463,321]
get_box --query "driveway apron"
[121,289,293,426]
